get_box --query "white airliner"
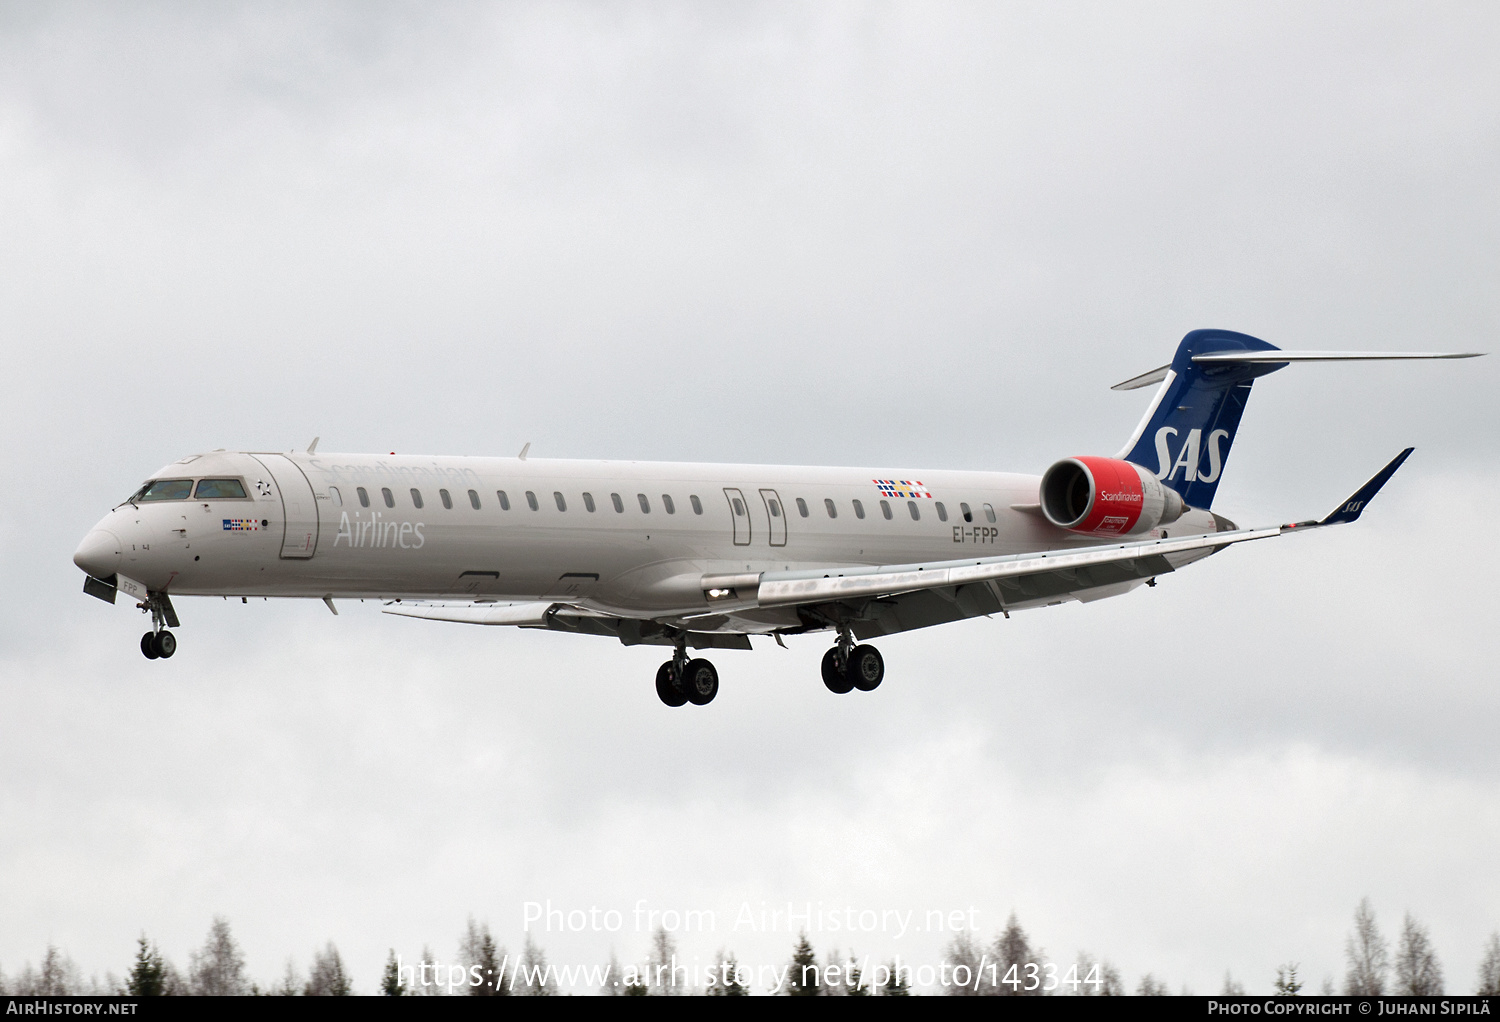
[73,330,1479,706]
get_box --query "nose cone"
[74,529,122,579]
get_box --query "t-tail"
[1111,329,1482,510]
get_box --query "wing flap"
[754,528,1280,608]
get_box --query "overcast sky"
[2,0,1498,995]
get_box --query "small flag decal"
[874,479,932,499]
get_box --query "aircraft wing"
[386,450,1412,646]
[726,448,1413,638]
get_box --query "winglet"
[1317,448,1415,526]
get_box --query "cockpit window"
[194,478,247,499]
[137,479,193,501]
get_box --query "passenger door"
[250,454,320,559]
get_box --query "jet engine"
[1039,456,1185,537]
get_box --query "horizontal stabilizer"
[1192,350,1483,364]
[1114,348,1484,388]
[1111,364,1171,391]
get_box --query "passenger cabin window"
[468,489,481,509]
[138,479,193,501]
[690,495,703,515]
[554,491,567,512]
[935,501,948,522]
[824,498,837,519]
[382,487,395,508]
[328,486,342,507]
[194,478,247,499]
[732,497,745,517]
[796,497,809,517]
[960,502,973,523]
[852,499,865,520]
[357,486,370,508]
[908,500,920,521]
[769,499,781,517]
[440,488,453,510]
[637,493,651,513]
[526,491,539,511]
[662,494,675,514]
[583,492,596,512]
[983,503,997,523]
[410,488,424,509]
[497,490,511,511]
[880,499,893,520]
[611,493,624,513]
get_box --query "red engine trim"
[1073,456,1145,535]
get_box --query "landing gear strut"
[822,624,883,694]
[655,633,718,707]
[138,592,179,660]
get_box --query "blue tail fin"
[1118,329,1287,509]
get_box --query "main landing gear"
[138,591,179,660]
[821,625,883,695]
[655,636,719,707]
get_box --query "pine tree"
[1477,933,1500,996]
[305,942,351,995]
[881,960,910,996]
[1137,974,1169,995]
[786,933,819,996]
[516,935,555,996]
[991,912,1046,996]
[380,950,405,996]
[646,927,681,996]
[272,960,300,996]
[706,949,748,996]
[1274,963,1302,996]
[459,918,507,995]
[846,953,869,996]
[126,936,167,997]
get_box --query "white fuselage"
[78,450,1222,631]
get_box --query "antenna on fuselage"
[518,442,531,461]
[306,436,320,454]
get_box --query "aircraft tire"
[681,659,719,706]
[847,644,883,691]
[655,662,687,707]
[153,630,177,659]
[141,632,160,660]
[821,648,853,694]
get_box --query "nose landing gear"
[137,591,180,661]
[140,630,176,659]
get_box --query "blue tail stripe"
[1121,329,1286,510]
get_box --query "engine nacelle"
[1039,456,1185,537]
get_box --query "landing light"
[706,587,736,601]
